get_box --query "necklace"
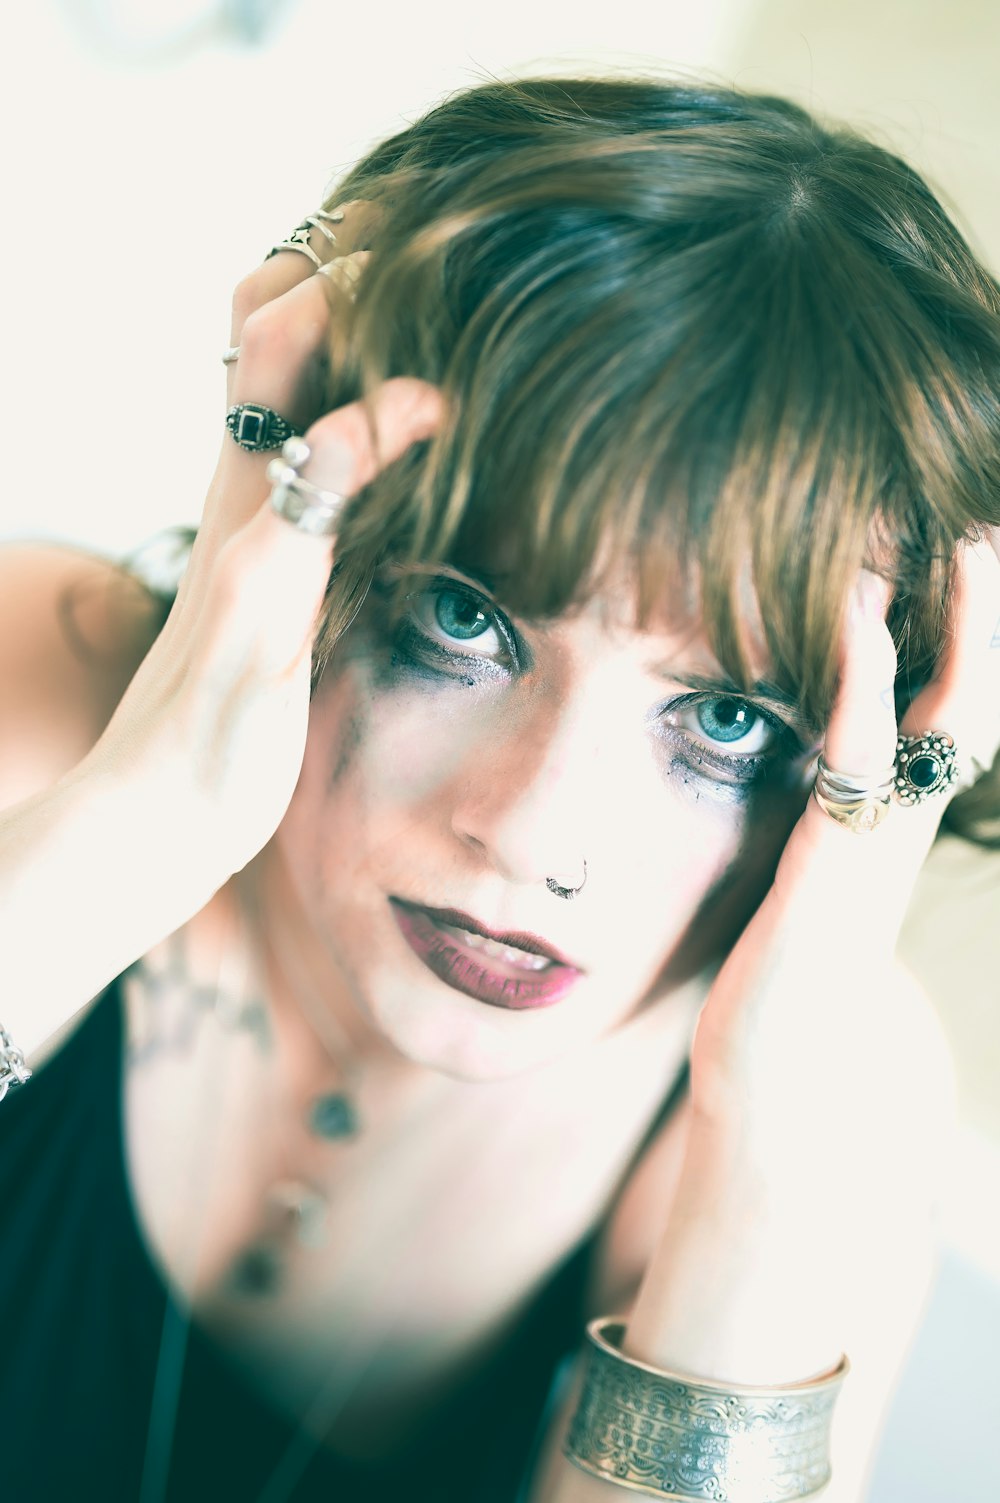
[238,865,365,1141]
[229,868,366,1271]
[227,862,449,1280]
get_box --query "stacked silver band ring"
[813,732,960,834]
[226,403,301,453]
[267,437,346,537]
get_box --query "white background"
[2,0,998,556]
[2,5,999,1492]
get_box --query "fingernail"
[851,569,890,623]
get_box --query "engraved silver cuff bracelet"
[565,1317,849,1502]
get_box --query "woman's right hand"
[91,208,445,888]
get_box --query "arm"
[526,962,954,1502]
[524,520,998,1499]
[0,225,444,1072]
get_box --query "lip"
[389,899,584,1010]
[412,904,578,969]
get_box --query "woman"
[1,75,998,1503]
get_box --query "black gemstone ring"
[225,403,301,453]
[892,731,960,805]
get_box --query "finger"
[215,378,446,673]
[232,272,338,426]
[821,568,898,780]
[770,570,927,944]
[900,528,1000,784]
[179,274,343,615]
[300,375,446,495]
[228,199,368,344]
[226,199,369,405]
[772,542,999,949]
[315,250,370,304]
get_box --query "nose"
[449,682,631,891]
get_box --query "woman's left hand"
[625,528,999,1382]
[688,529,1000,1158]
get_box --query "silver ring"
[814,759,896,795]
[812,731,961,834]
[315,256,364,303]
[813,754,895,836]
[891,731,961,804]
[226,402,300,453]
[222,346,240,366]
[265,209,346,268]
[267,438,346,538]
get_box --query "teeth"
[440,924,552,971]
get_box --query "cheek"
[285,649,804,957]
[622,800,739,963]
[613,771,808,988]
[293,656,486,836]
[611,758,743,891]
[661,782,808,975]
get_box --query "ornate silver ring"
[225,402,301,453]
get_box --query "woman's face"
[271,558,823,1081]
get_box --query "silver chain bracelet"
[0,1026,32,1103]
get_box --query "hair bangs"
[307,73,1000,844]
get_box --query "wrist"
[623,1125,848,1385]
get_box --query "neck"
[231,845,449,1127]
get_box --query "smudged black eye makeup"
[370,568,520,683]
[407,580,519,669]
[369,569,808,784]
[655,692,805,784]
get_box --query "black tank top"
[0,977,688,1503]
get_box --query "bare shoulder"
[0,541,166,809]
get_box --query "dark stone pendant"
[228,1245,281,1296]
[309,1091,358,1140]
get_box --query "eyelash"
[385,579,801,779]
[656,691,796,778]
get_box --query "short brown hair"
[313,74,1000,847]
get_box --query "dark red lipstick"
[389,900,583,1010]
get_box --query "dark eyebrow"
[661,670,824,742]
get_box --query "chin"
[353,968,600,1084]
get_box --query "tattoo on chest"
[125,930,272,1067]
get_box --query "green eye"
[432,587,492,641]
[693,698,763,747]
[403,581,514,665]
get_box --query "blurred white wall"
[3,4,1000,1492]
[0,0,755,555]
[3,0,997,557]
